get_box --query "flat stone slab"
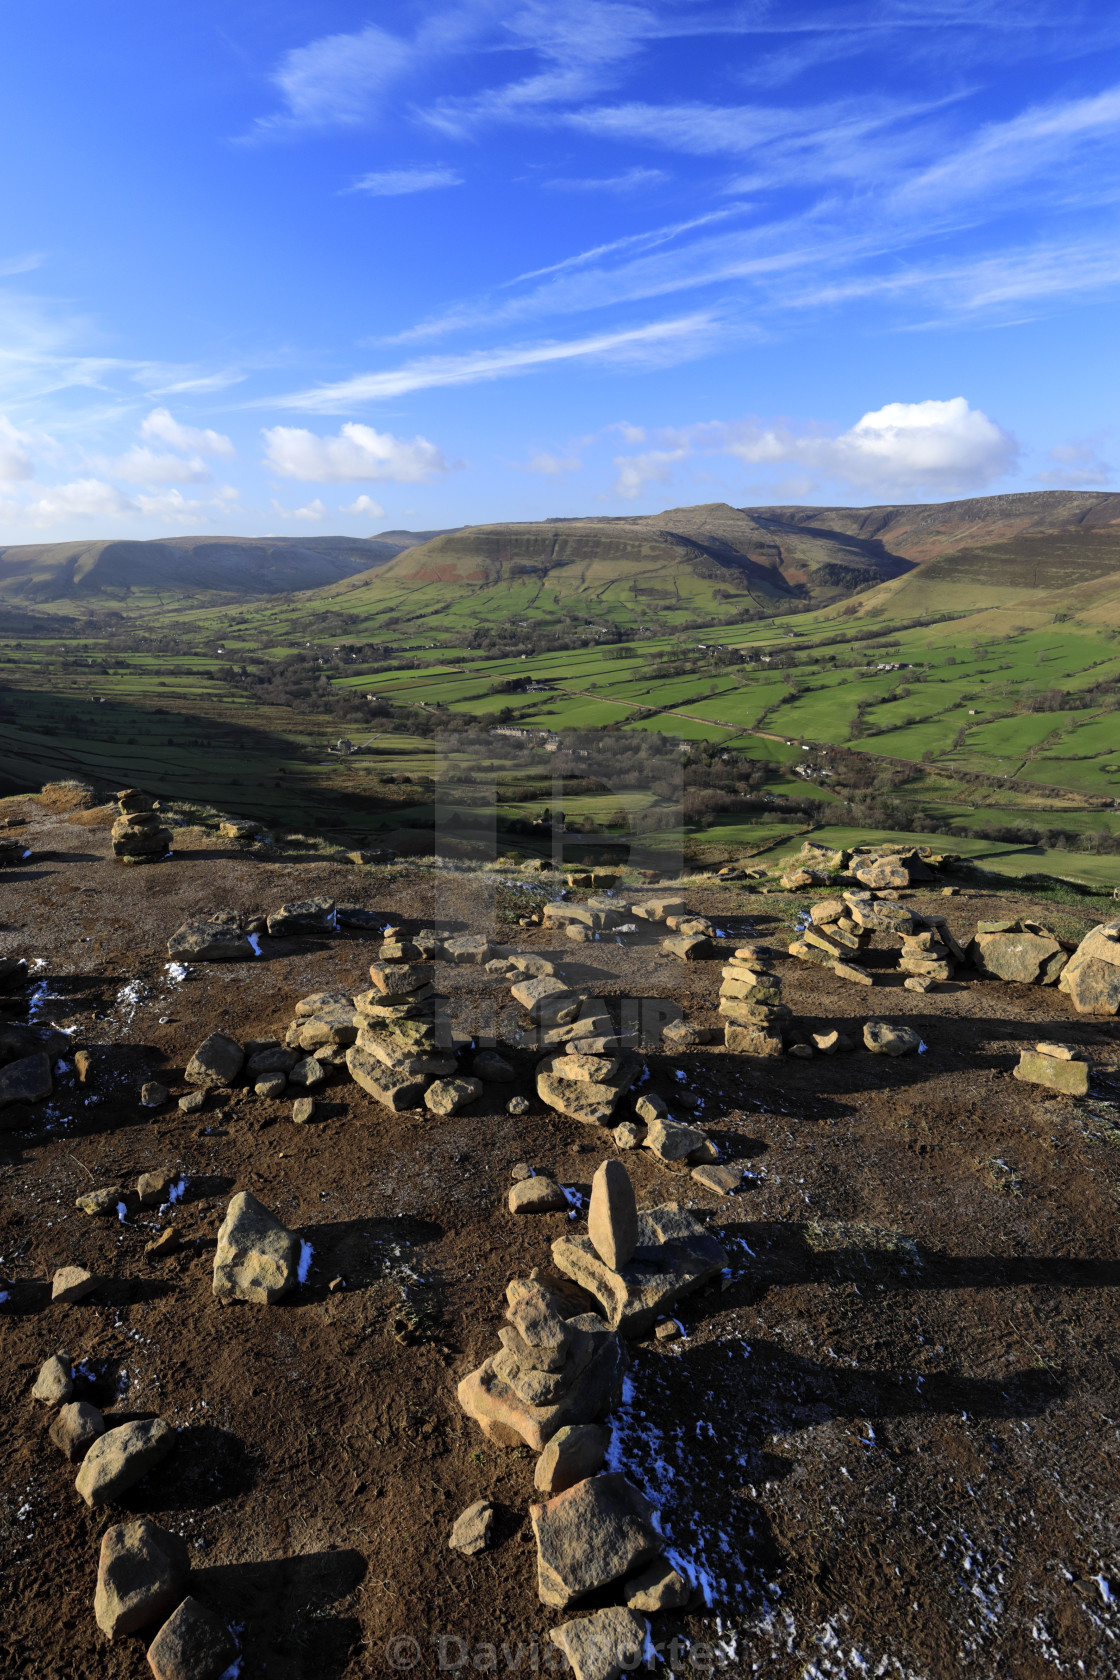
[346,1045,429,1110]
[549,1608,650,1680]
[1014,1050,1090,1096]
[552,1204,727,1337]
[167,920,256,962]
[531,1472,660,1607]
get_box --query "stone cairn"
[110,789,171,867]
[789,889,965,991]
[346,956,458,1113]
[717,943,788,1057]
[456,1160,725,1668]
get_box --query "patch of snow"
[918,1040,929,1054]
[54,1061,70,1076]
[168,1176,187,1204]
[297,1240,313,1285]
[561,1185,584,1220]
[247,934,263,957]
[164,962,190,983]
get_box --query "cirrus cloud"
[261,421,452,483]
[0,416,35,481]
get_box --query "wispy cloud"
[542,166,668,192]
[344,166,463,197]
[248,24,415,140]
[267,314,719,410]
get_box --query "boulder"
[0,1051,53,1109]
[851,855,911,890]
[184,1034,244,1089]
[146,1596,237,1680]
[75,1417,176,1507]
[509,1176,568,1214]
[613,1121,644,1151]
[95,1520,191,1638]
[366,962,434,997]
[449,1500,493,1556]
[288,1056,327,1088]
[51,1265,99,1303]
[294,990,355,1018]
[1013,1049,1089,1097]
[553,1204,727,1337]
[588,1160,639,1271]
[444,934,492,965]
[970,927,1067,986]
[76,1186,134,1218]
[863,1021,921,1057]
[425,1076,482,1115]
[291,1097,316,1124]
[212,1192,298,1304]
[141,1083,169,1108]
[643,1117,708,1164]
[166,921,255,962]
[534,1424,611,1495]
[531,1473,661,1607]
[266,898,336,937]
[32,1351,73,1406]
[246,1047,299,1078]
[548,1608,650,1680]
[49,1399,104,1461]
[660,935,713,961]
[691,1164,744,1195]
[1058,920,1120,1015]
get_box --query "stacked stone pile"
[0,833,30,867]
[788,895,874,982]
[718,945,788,1056]
[111,790,171,866]
[457,1273,629,1452]
[347,959,456,1112]
[898,917,960,991]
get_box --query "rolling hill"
[0,530,459,603]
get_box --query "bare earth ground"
[3,799,1120,1680]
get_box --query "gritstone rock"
[449,1500,493,1556]
[531,1473,661,1607]
[458,1288,628,1452]
[49,1399,104,1461]
[288,1056,327,1087]
[509,1176,568,1214]
[588,1160,638,1271]
[291,1097,316,1124]
[266,898,336,937]
[691,1163,744,1195]
[537,1054,639,1125]
[1058,919,1120,1015]
[0,1051,53,1108]
[425,1076,482,1115]
[660,935,713,961]
[553,1203,726,1337]
[95,1520,191,1638]
[146,1595,237,1680]
[624,1556,691,1612]
[256,1075,287,1099]
[472,1050,515,1082]
[613,1121,644,1151]
[76,1186,135,1217]
[534,1424,610,1494]
[508,1095,531,1115]
[444,934,492,965]
[212,1191,298,1304]
[51,1265,99,1303]
[141,1082,169,1108]
[184,1034,244,1089]
[863,1021,921,1056]
[1013,1048,1089,1096]
[548,1608,650,1680]
[970,924,1068,985]
[75,1417,176,1506]
[32,1351,73,1406]
[345,1045,428,1111]
[642,1117,709,1163]
[166,921,255,962]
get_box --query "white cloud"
[269,314,717,410]
[345,167,462,197]
[1035,440,1112,487]
[340,494,387,517]
[0,416,34,481]
[520,452,582,475]
[21,478,135,523]
[272,497,328,521]
[612,447,686,499]
[133,486,239,522]
[140,407,235,456]
[100,446,212,485]
[251,24,414,138]
[610,398,1019,500]
[262,422,450,483]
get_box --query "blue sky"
[1,1,1119,540]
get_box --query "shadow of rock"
[119,1423,259,1513]
[192,1549,366,1680]
[291,1214,444,1304]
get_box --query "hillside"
[0,530,458,603]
